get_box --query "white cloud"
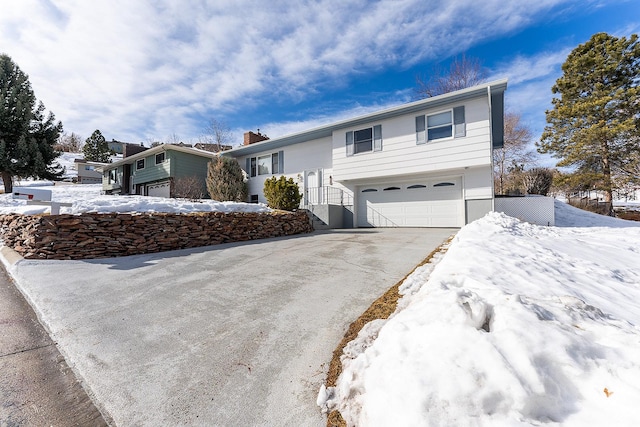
[0,0,586,142]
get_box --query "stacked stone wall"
[0,210,313,260]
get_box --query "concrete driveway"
[7,228,455,426]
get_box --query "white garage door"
[147,180,171,198]
[357,177,463,227]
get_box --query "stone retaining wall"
[0,210,313,260]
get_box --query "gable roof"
[223,79,508,157]
[97,144,217,172]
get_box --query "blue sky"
[1,0,638,156]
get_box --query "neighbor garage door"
[147,180,171,198]
[357,177,463,227]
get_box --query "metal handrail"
[302,186,353,207]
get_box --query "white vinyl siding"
[333,97,490,182]
[239,137,337,204]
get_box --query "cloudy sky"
[1,0,638,151]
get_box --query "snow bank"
[321,204,640,426]
[0,184,270,215]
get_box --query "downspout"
[487,85,495,213]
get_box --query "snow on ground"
[0,183,270,215]
[320,200,640,426]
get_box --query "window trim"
[426,109,453,142]
[155,152,166,165]
[136,159,145,170]
[346,124,382,156]
[247,151,284,177]
[257,154,272,176]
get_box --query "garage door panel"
[358,178,463,228]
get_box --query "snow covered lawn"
[320,201,640,426]
[0,183,270,215]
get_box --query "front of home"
[99,144,216,197]
[223,79,507,228]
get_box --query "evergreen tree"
[206,156,247,201]
[0,54,63,192]
[537,32,640,210]
[83,129,112,162]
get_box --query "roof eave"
[223,79,508,157]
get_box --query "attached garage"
[357,177,463,227]
[146,180,171,198]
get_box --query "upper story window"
[246,151,284,177]
[427,111,453,141]
[416,106,465,145]
[346,124,382,156]
[136,159,145,170]
[155,152,166,164]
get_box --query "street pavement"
[3,228,455,426]
[0,262,107,426]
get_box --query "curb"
[1,245,24,268]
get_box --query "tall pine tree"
[83,129,112,162]
[538,33,640,210]
[0,54,64,193]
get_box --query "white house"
[223,79,508,228]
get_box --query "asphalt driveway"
[6,228,455,426]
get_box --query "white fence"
[494,196,555,226]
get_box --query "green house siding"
[171,152,211,181]
[132,154,171,185]
[102,147,214,197]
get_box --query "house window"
[136,159,145,170]
[250,194,259,203]
[434,182,456,187]
[346,125,382,156]
[247,151,284,177]
[155,152,165,164]
[427,111,453,141]
[354,128,372,154]
[257,155,271,175]
[416,106,465,144]
[383,186,401,191]
[408,184,427,189]
[108,169,118,184]
[85,165,95,171]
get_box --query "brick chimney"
[244,130,269,146]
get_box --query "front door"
[304,170,322,205]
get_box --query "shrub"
[173,176,205,201]
[263,176,302,211]
[206,157,247,202]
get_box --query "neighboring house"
[223,79,508,228]
[98,144,217,197]
[74,159,108,184]
[108,140,149,156]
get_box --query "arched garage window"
[383,187,401,191]
[407,184,427,189]
[362,188,378,193]
[434,182,455,187]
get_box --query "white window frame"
[346,124,382,156]
[155,152,166,164]
[426,109,453,142]
[248,152,283,177]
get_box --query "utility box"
[12,187,52,201]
